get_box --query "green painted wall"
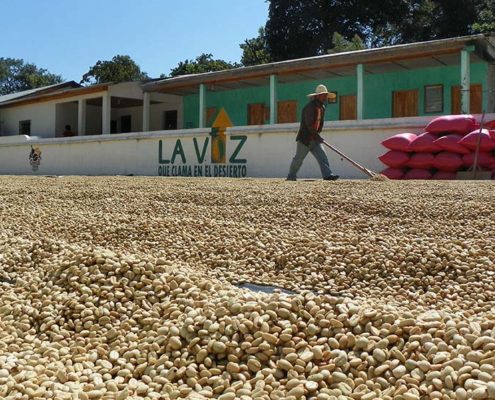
[364,63,487,119]
[183,62,488,128]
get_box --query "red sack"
[381,167,405,180]
[462,152,495,168]
[432,152,463,172]
[404,169,432,180]
[490,130,495,142]
[408,132,442,153]
[434,134,470,155]
[432,171,456,180]
[378,151,409,168]
[407,153,434,169]
[459,129,495,151]
[381,133,417,152]
[486,120,495,130]
[425,115,477,135]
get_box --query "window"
[247,103,266,125]
[392,90,419,117]
[340,95,357,120]
[19,120,31,135]
[277,100,297,123]
[424,84,443,113]
[451,84,482,114]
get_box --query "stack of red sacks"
[379,115,495,179]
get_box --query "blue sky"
[1,0,269,82]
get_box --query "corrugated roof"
[142,33,495,96]
[0,81,81,104]
[0,82,114,108]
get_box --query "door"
[393,90,418,117]
[248,103,266,125]
[164,110,178,130]
[120,115,132,133]
[451,84,482,114]
[277,100,297,123]
[340,95,357,120]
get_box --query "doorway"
[164,110,178,130]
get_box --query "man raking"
[287,84,339,181]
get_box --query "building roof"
[142,33,495,96]
[0,81,82,104]
[0,82,111,108]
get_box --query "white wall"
[0,103,56,138]
[86,104,103,135]
[0,92,109,138]
[108,81,144,99]
[110,100,183,133]
[0,110,4,135]
[112,106,142,133]
[4,115,489,178]
[150,93,183,130]
[0,85,184,138]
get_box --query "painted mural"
[157,109,248,177]
[29,146,42,171]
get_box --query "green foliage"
[265,0,327,61]
[329,32,365,53]
[0,58,62,95]
[392,0,478,44]
[472,0,495,33]
[167,54,240,78]
[240,27,272,66]
[265,0,495,61]
[81,55,148,85]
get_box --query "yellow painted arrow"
[210,108,232,164]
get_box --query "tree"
[264,0,494,61]
[329,32,365,53]
[81,55,148,85]
[472,0,495,33]
[240,27,272,66]
[265,0,328,61]
[390,0,478,44]
[167,53,240,77]
[0,58,62,95]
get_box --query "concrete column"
[461,46,474,114]
[142,92,150,132]
[269,74,278,124]
[199,84,206,128]
[102,93,111,135]
[357,64,364,120]
[77,99,86,136]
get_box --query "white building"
[0,81,182,137]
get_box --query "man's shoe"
[286,177,296,181]
[323,174,339,181]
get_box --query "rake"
[322,140,388,180]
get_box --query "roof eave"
[142,34,494,93]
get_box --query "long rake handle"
[322,140,376,177]
[471,111,485,179]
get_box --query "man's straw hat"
[307,84,336,100]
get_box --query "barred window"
[424,84,443,113]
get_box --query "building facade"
[0,34,494,178]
